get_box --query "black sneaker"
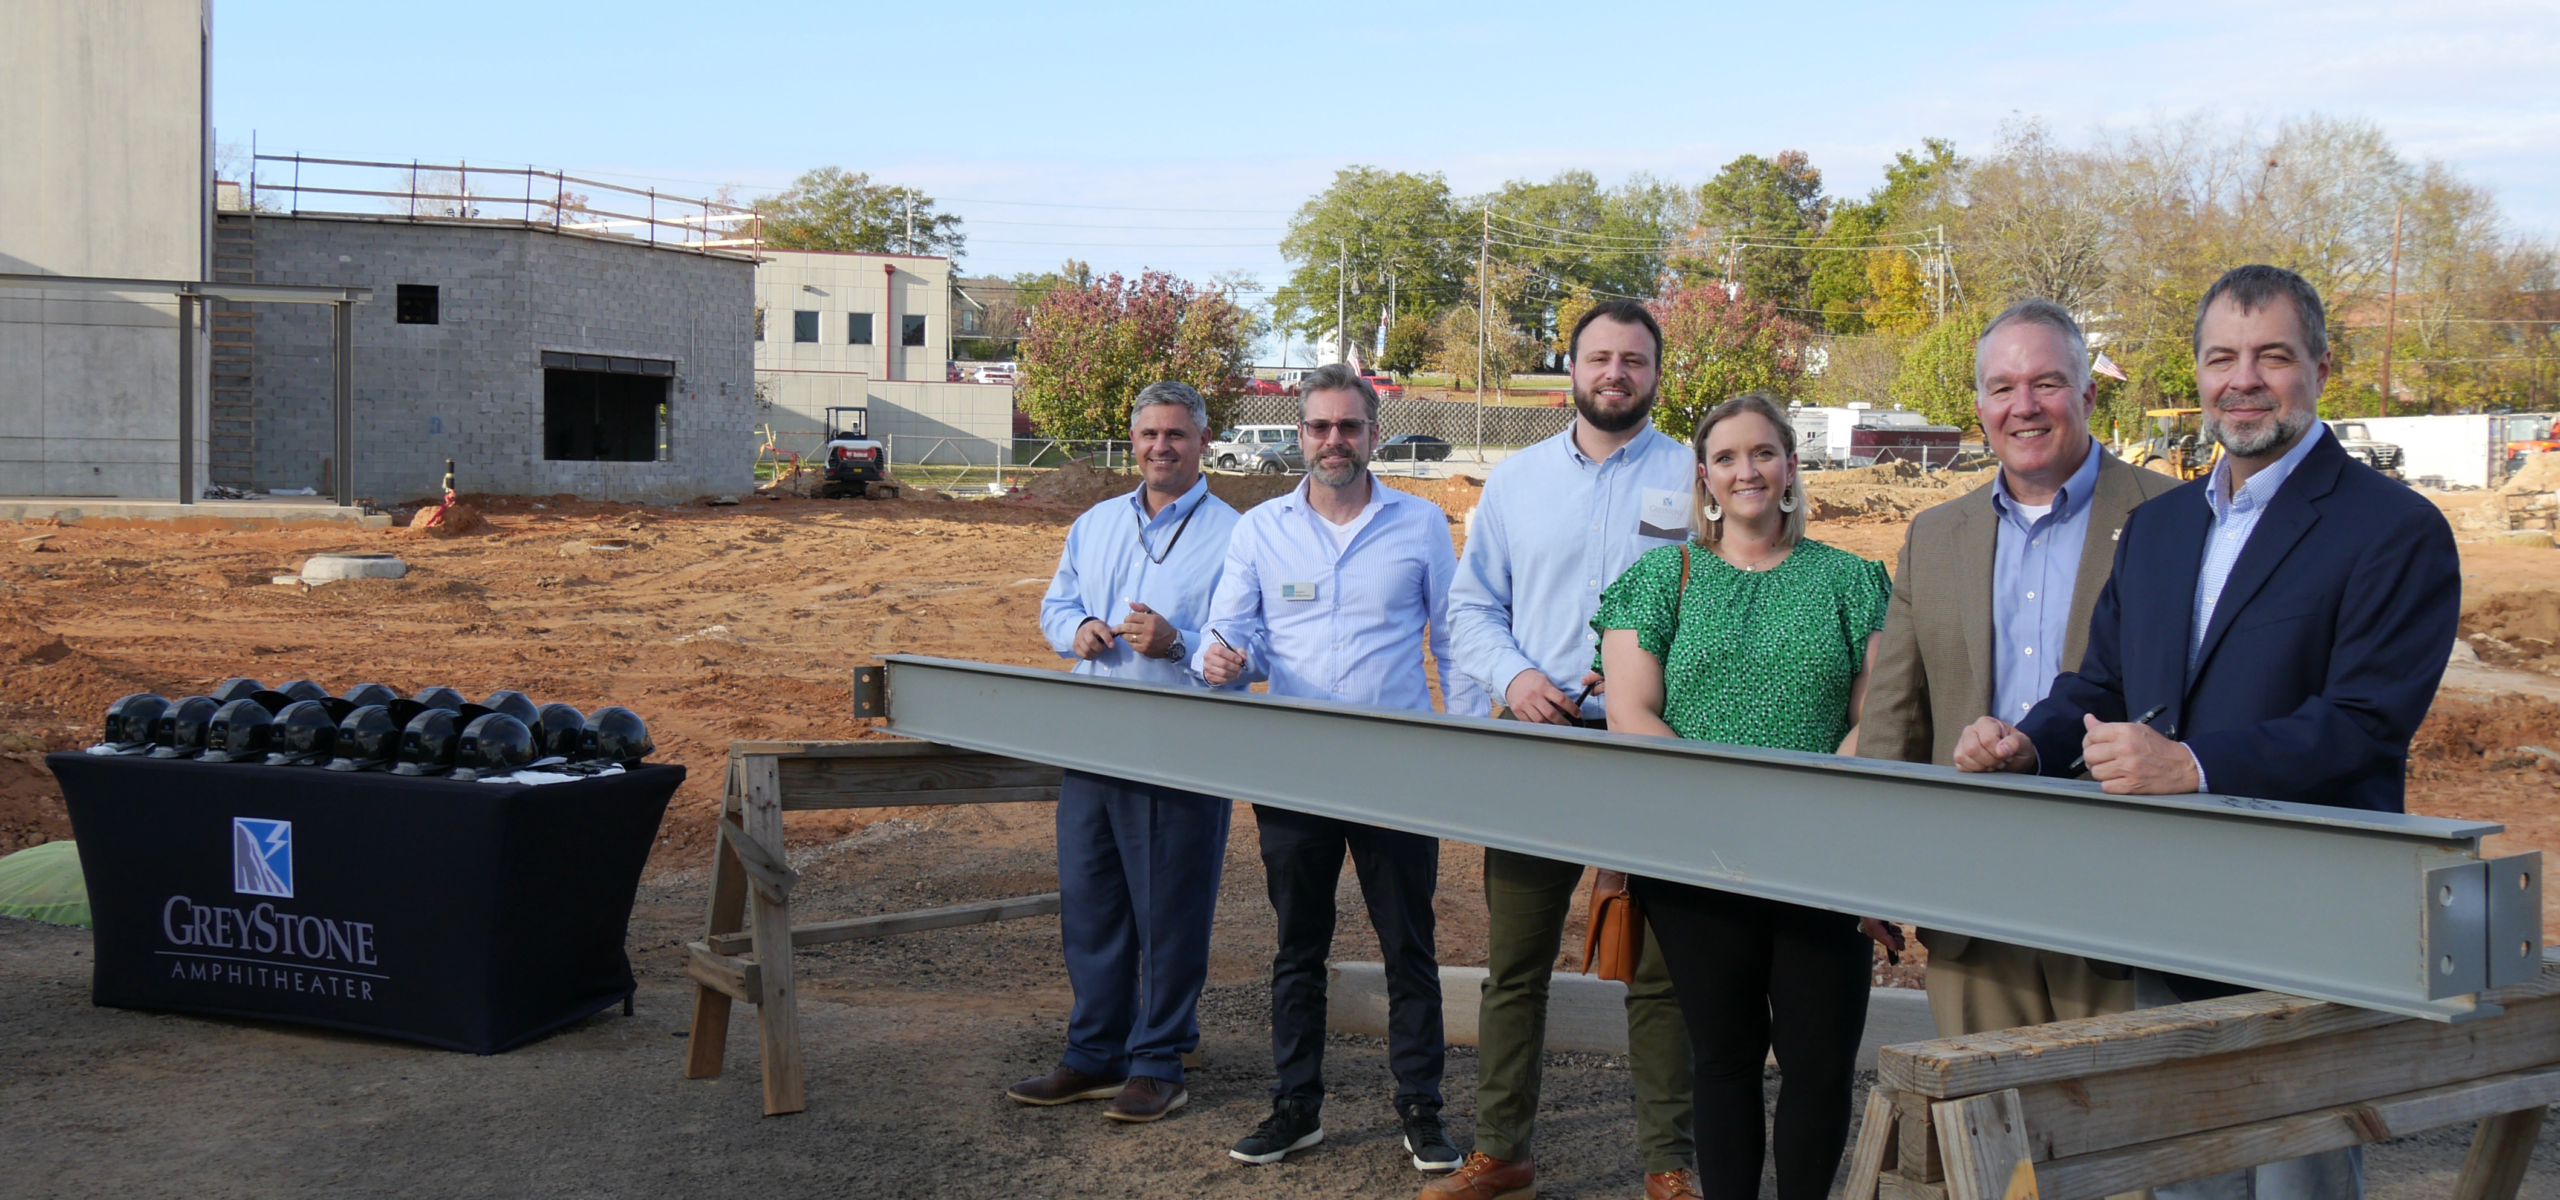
[1399,1102,1461,1172]
[1230,1096,1324,1165]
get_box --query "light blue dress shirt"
[1988,436,2104,723]
[1192,476,1489,717]
[1448,420,1694,719]
[2191,420,2328,670]
[1040,474,1240,687]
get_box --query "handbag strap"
[1675,542,1691,620]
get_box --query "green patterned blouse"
[1590,538,1892,752]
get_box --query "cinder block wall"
[248,216,754,502]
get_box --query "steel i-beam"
[868,655,2541,1021]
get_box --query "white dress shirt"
[1039,475,1239,687]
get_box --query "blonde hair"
[1689,393,1807,550]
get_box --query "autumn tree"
[1648,284,1813,441]
[1888,314,1983,434]
[1016,271,1255,441]
[1381,314,1436,378]
[1691,151,1828,310]
[757,167,966,258]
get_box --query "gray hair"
[1298,363,1380,420]
[1131,380,1208,430]
[2193,264,2329,363]
[1975,299,2090,393]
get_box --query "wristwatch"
[1162,636,1186,663]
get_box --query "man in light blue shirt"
[1008,382,1239,1126]
[1199,364,1480,1176]
[1438,299,1699,1200]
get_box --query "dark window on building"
[396,284,439,325]
[793,310,819,343]
[848,312,874,345]
[902,314,926,347]
[753,306,765,341]
[541,355,673,462]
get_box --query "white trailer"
[2358,414,2499,489]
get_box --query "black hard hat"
[201,698,278,763]
[324,704,400,772]
[482,689,540,727]
[277,679,332,704]
[532,703,585,760]
[211,677,265,704]
[390,708,462,776]
[581,706,653,767]
[264,700,340,766]
[247,689,297,716]
[342,682,400,708]
[383,698,427,731]
[412,686,467,712]
[149,696,219,759]
[452,713,535,782]
[103,693,171,752]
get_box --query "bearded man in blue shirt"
[1199,363,1487,1175]
[1009,381,1241,1124]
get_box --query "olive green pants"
[1474,846,1695,1173]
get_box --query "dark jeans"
[1633,878,1871,1200]
[1056,770,1232,1084]
[1255,803,1443,1110]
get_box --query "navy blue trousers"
[1056,769,1231,1084]
[1255,804,1443,1110]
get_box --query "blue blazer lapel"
[2187,437,2345,691]
[2142,488,2208,729]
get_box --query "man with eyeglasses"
[1011,381,1241,1125]
[1199,361,1487,1174]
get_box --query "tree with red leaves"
[1649,283,1814,441]
[1017,271,1257,441]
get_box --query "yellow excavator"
[2126,408,2219,480]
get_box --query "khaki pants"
[1921,933,2137,1038]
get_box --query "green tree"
[1275,167,1470,350]
[1889,315,1982,434]
[1649,283,1813,441]
[1482,171,1688,354]
[1693,151,1828,311]
[1016,271,1254,440]
[1809,140,1963,334]
[757,167,966,258]
[1381,314,1435,378]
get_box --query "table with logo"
[48,754,683,1054]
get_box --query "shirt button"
[1589,579,1598,586]
[2022,646,2035,656]
[2021,702,2032,712]
[2025,591,2035,600]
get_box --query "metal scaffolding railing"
[244,154,759,255]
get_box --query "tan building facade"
[750,249,1014,467]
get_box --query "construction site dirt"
[5,468,2560,1198]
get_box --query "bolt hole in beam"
[866,655,2542,1021]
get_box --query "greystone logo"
[152,817,384,1001]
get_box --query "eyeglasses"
[1299,419,1371,438]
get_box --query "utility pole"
[2378,201,2403,418]
[903,199,915,254]
[1477,207,1491,462]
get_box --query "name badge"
[1638,487,1690,540]
[1280,582,1319,602]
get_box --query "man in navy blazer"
[1952,265,2459,1200]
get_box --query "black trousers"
[1633,878,1871,1200]
[1255,804,1443,1110]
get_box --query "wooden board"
[739,755,806,1116]
[1900,1089,1946,1182]
[2453,1107,2548,1200]
[683,941,761,1003]
[705,893,1061,956]
[1882,954,2560,1099]
[1934,1090,2037,1200]
[683,766,752,1081]
[1845,1088,1901,1200]
[776,754,1060,810]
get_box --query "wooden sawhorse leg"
[683,754,807,1115]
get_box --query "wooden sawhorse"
[681,738,1062,1115]
[1847,950,2560,1200]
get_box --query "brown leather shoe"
[1417,1151,1535,1199]
[1005,1065,1126,1106]
[1103,1076,1189,1123]
[1644,1167,1703,1200]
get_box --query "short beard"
[1574,381,1659,434]
[2204,405,2315,459]
[1311,450,1366,488]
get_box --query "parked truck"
[1787,404,1963,468]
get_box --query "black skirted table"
[48,754,683,1054]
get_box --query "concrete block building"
[229,212,756,501]
[751,249,1015,466]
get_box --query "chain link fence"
[1222,397,1571,448]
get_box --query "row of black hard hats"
[101,679,653,781]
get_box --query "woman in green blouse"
[1591,393,1897,1200]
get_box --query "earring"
[1703,501,1723,522]
[1778,485,1798,514]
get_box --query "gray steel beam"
[874,655,2539,1021]
[0,272,371,306]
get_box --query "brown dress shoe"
[1103,1076,1189,1123]
[1417,1151,1535,1199]
[1645,1167,1703,1200]
[1005,1065,1126,1106]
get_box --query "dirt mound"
[2412,694,2560,768]
[1008,459,1127,508]
[2502,453,2560,495]
[407,503,485,537]
[1800,464,1989,525]
[0,617,72,666]
[2462,591,2560,671]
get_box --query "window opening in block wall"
[848,312,873,345]
[793,310,820,343]
[396,284,439,325]
[541,353,675,463]
[753,306,765,341]
[902,314,926,347]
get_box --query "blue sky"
[215,1,2559,292]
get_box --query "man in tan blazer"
[1861,299,2182,1037]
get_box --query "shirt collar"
[1281,472,1392,521]
[1126,473,1209,527]
[2207,418,2326,517]
[1561,416,1657,467]
[1990,434,2102,524]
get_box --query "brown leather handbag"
[1580,544,1688,984]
